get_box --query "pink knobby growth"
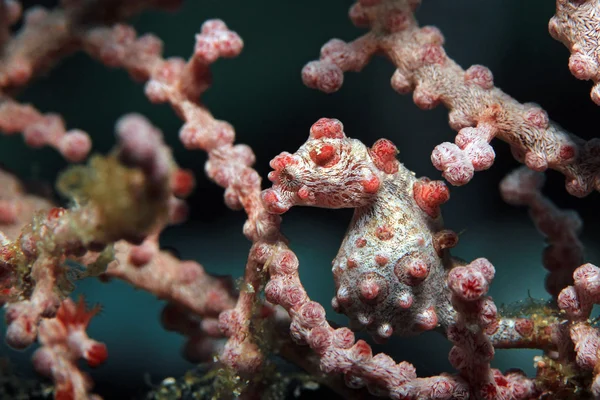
[550,0,600,104]
[262,118,387,214]
[2,1,600,399]
[431,122,497,186]
[501,166,584,297]
[556,263,600,397]
[32,297,107,400]
[194,19,243,64]
[0,104,92,162]
[303,0,600,195]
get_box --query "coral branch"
[263,239,537,399]
[0,0,183,159]
[105,238,237,363]
[80,18,288,374]
[0,100,91,161]
[550,0,600,105]
[264,118,458,341]
[558,263,600,322]
[80,19,279,242]
[2,2,600,399]
[447,259,537,399]
[262,118,542,398]
[500,167,584,297]
[107,240,235,320]
[303,0,600,196]
[1,114,178,349]
[32,297,106,400]
[555,264,600,397]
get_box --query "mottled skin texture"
[332,165,455,341]
[550,0,600,105]
[262,118,457,342]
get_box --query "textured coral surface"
[1,1,600,400]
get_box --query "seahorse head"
[261,118,395,214]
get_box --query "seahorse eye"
[310,143,339,167]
